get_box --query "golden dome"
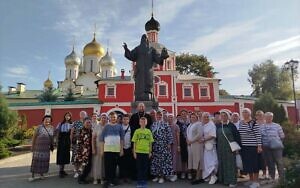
[44,78,53,88]
[83,33,105,57]
[44,71,53,88]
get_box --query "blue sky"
[0,0,299,95]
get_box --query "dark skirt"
[179,134,188,162]
[241,146,260,173]
[56,132,71,165]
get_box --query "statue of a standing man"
[123,34,169,101]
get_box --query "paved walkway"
[0,151,275,188]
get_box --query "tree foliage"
[64,88,76,101]
[39,87,58,102]
[248,60,293,100]
[176,53,216,77]
[0,94,18,138]
[253,93,287,124]
[219,89,230,96]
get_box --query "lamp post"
[284,59,299,129]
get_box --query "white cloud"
[215,35,300,69]
[128,0,196,26]
[181,18,259,54]
[33,55,48,61]
[5,65,29,78]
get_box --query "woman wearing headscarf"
[239,108,262,188]
[202,112,218,185]
[217,111,241,187]
[151,111,174,184]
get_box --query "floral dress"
[74,127,92,166]
[151,121,174,176]
[71,120,83,164]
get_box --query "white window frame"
[199,84,210,99]
[182,84,194,99]
[158,81,168,97]
[105,84,116,97]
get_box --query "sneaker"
[74,172,79,178]
[40,175,45,180]
[249,182,260,188]
[260,174,269,180]
[152,177,159,182]
[158,178,164,184]
[180,173,186,179]
[93,180,98,185]
[28,177,39,182]
[208,175,218,185]
[169,175,177,182]
[229,184,237,187]
[187,173,192,180]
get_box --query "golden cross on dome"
[93,23,97,38]
[151,0,154,17]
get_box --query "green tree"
[0,94,18,138]
[248,60,293,100]
[176,53,216,77]
[64,88,76,101]
[219,89,230,96]
[39,87,58,102]
[254,93,287,124]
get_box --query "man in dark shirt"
[129,102,153,138]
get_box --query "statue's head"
[140,34,149,46]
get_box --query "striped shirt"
[239,120,262,146]
[261,122,285,146]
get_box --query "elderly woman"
[239,108,262,188]
[261,112,284,183]
[167,114,181,181]
[151,111,174,184]
[70,111,87,178]
[91,113,106,185]
[186,113,204,185]
[217,111,241,187]
[202,112,218,185]
[255,110,268,180]
[76,117,93,184]
[29,115,54,182]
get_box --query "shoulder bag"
[222,124,241,152]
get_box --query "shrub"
[279,158,300,188]
[24,126,37,139]
[282,121,300,158]
[0,141,11,159]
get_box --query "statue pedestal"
[131,101,159,113]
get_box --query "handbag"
[236,154,243,170]
[222,124,241,152]
[43,125,54,152]
[269,137,284,149]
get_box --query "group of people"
[29,102,285,188]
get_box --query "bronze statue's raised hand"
[123,42,128,50]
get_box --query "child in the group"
[119,114,134,182]
[132,117,154,188]
[100,112,125,188]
